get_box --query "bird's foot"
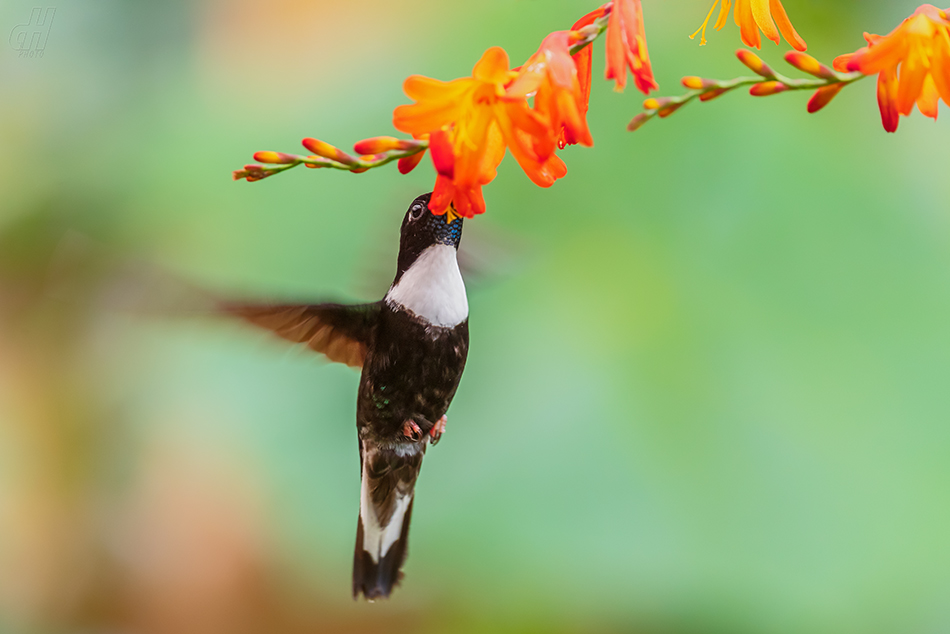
[402,420,423,442]
[429,415,447,446]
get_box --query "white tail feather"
[359,452,413,563]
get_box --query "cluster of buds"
[233,137,428,182]
[630,49,865,132]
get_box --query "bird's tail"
[353,440,424,600]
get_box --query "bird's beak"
[444,203,460,223]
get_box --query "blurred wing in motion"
[224,302,381,368]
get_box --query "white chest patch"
[385,244,468,327]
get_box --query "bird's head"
[395,192,463,277]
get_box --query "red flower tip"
[398,151,426,175]
[428,129,455,179]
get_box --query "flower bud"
[807,83,845,113]
[832,53,856,73]
[234,164,274,182]
[699,87,729,102]
[749,81,789,96]
[681,76,706,90]
[785,52,836,79]
[657,101,684,118]
[627,113,651,131]
[253,151,297,164]
[353,136,419,155]
[736,49,775,78]
[398,151,425,175]
[301,138,358,165]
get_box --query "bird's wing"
[224,301,381,369]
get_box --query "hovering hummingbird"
[226,192,469,600]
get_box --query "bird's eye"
[410,203,425,220]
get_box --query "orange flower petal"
[897,42,929,116]
[403,76,472,102]
[604,2,628,90]
[750,0,779,45]
[472,47,511,85]
[931,24,950,104]
[916,74,940,118]
[769,0,807,51]
[735,0,763,49]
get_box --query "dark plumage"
[225,193,469,600]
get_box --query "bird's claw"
[429,415,447,446]
[402,420,423,442]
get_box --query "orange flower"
[692,0,807,52]
[605,0,658,94]
[393,47,562,217]
[834,5,950,132]
[507,31,594,153]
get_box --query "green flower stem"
[236,144,428,182]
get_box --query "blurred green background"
[1,1,948,633]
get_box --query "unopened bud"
[681,76,706,90]
[353,136,419,155]
[627,113,651,132]
[398,151,425,174]
[807,83,845,113]
[302,138,358,165]
[736,49,775,78]
[657,102,684,118]
[785,52,836,79]
[832,53,855,73]
[699,87,729,102]
[253,151,297,164]
[234,164,274,182]
[749,81,789,96]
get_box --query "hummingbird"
[226,192,469,600]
